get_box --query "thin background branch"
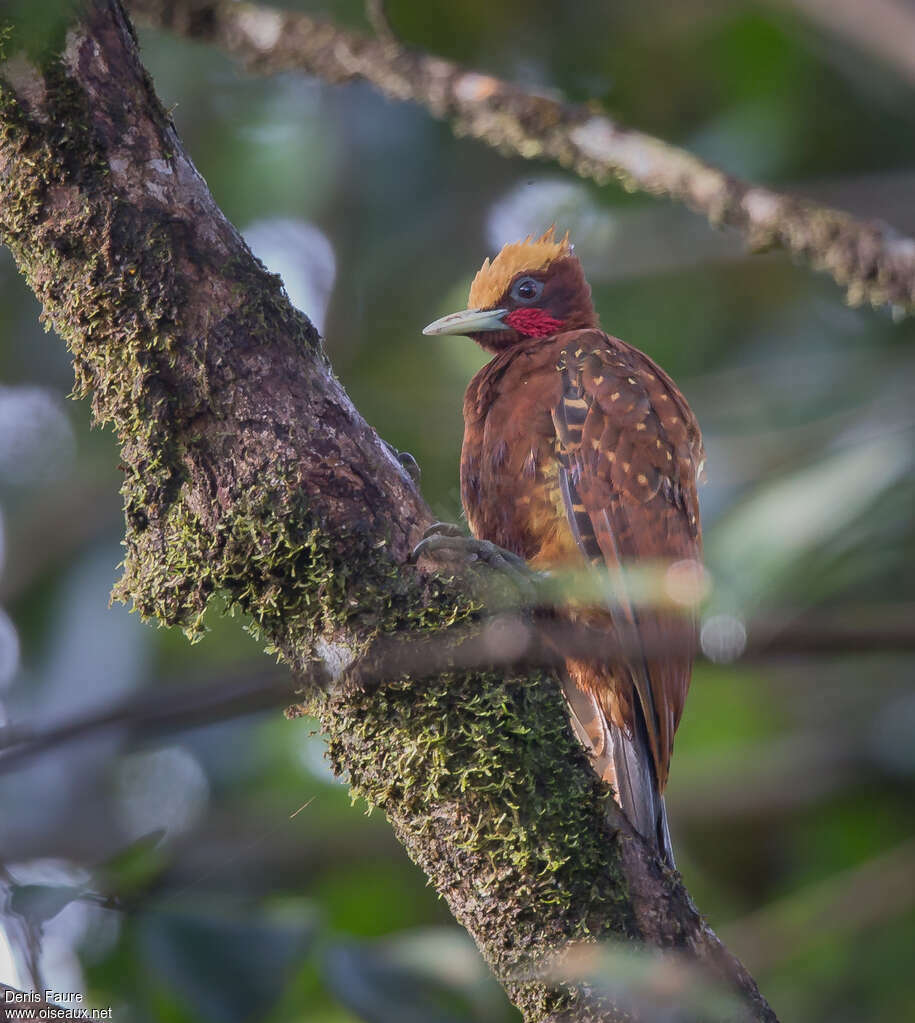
[721,836,915,973]
[130,0,915,315]
[2,604,913,775]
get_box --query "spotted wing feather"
[551,331,703,848]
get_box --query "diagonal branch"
[129,0,915,317]
[0,2,775,1020]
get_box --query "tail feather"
[561,675,675,867]
[609,701,675,867]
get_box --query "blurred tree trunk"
[0,2,776,1020]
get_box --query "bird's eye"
[511,277,543,304]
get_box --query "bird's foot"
[383,440,421,483]
[412,522,541,605]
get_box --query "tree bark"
[0,3,777,1020]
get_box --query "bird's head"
[422,228,598,351]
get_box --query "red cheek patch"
[504,308,564,337]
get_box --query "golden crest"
[468,227,572,309]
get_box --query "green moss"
[332,671,626,902]
[320,664,633,1017]
[113,473,479,643]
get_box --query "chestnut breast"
[460,339,581,568]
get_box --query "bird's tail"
[562,676,675,867]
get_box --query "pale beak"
[422,308,510,337]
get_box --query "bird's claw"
[383,440,421,483]
[420,521,464,540]
[412,523,539,604]
[397,450,421,483]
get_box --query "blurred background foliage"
[1,0,914,1020]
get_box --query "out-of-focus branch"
[4,605,914,775]
[351,603,915,688]
[721,837,915,973]
[129,0,915,316]
[364,0,396,46]
[743,604,915,655]
[0,668,293,772]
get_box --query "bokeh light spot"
[700,614,747,663]
[114,746,209,842]
[0,386,75,488]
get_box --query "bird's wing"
[551,330,703,794]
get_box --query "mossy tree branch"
[0,2,776,1020]
[129,0,915,318]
